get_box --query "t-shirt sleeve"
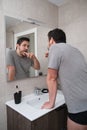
[6,50,15,66]
[48,45,61,70]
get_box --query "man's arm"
[7,66,15,81]
[41,68,58,109]
[23,52,40,70]
[32,56,40,70]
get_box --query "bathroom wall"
[0,0,58,130]
[58,0,87,60]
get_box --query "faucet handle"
[41,88,48,93]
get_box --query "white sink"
[6,90,65,121]
[26,91,64,109]
[26,93,49,109]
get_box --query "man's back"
[48,43,87,113]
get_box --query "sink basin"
[26,91,64,109]
[26,93,49,109]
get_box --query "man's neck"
[16,49,22,57]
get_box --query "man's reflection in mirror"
[6,37,40,81]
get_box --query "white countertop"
[6,90,65,121]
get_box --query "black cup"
[14,91,22,104]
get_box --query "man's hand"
[45,51,49,58]
[23,52,35,59]
[41,101,54,109]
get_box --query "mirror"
[5,15,51,81]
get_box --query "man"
[42,28,87,130]
[6,37,40,81]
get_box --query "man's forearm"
[47,76,57,107]
[24,52,40,70]
[33,57,40,70]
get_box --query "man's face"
[17,41,30,56]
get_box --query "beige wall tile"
[58,0,87,60]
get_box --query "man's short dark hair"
[17,37,30,45]
[48,28,66,43]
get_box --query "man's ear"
[16,44,19,49]
[51,37,55,44]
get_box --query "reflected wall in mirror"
[5,15,51,81]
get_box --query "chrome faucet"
[34,87,42,95]
[34,87,48,95]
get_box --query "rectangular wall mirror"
[5,15,51,81]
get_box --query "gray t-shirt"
[6,50,34,80]
[48,43,87,113]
